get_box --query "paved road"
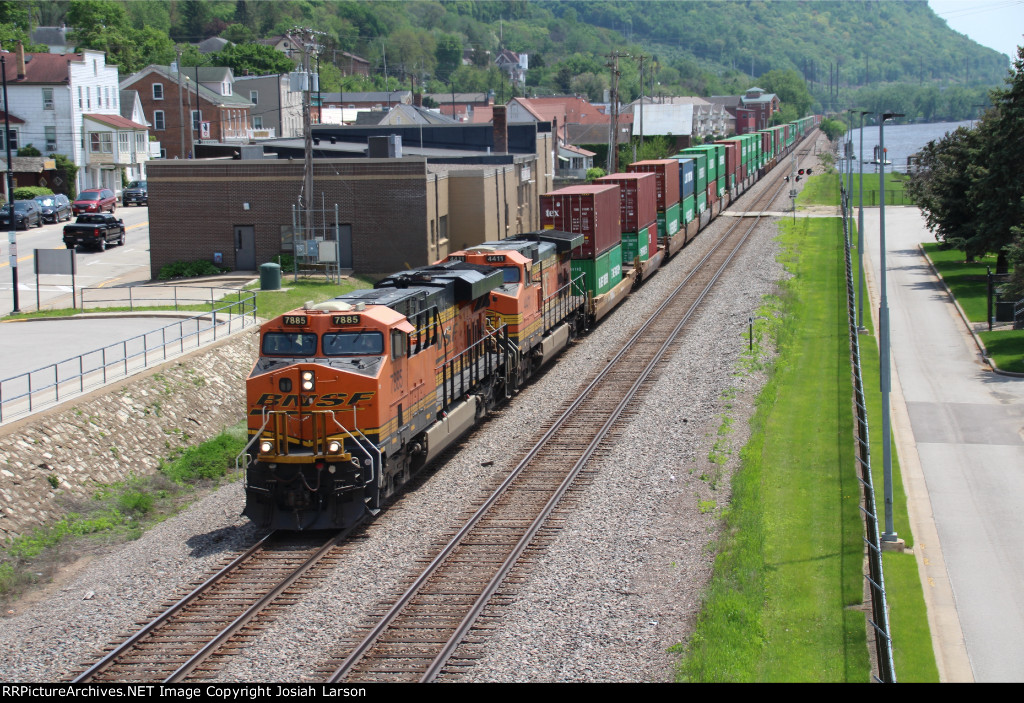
[861,206,1024,683]
[0,205,152,314]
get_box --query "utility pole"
[2,56,19,312]
[606,52,622,173]
[637,54,646,154]
[176,47,185,159]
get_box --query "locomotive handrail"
[437,323,509,410]
[236,405,273,472]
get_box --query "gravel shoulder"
[0,157,810,682]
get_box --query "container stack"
[675,149,709,215]
[540,184,623,298]
[626,159,681,247]
[672,157,696,226]
[713,140,741,191]
[595,172,658,266]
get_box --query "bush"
[17,144,42,157]
[13,186,53,200]
[585,167,606,182]
[158,260,229,280]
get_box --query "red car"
[72,188,116,215]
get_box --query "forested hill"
[9,0,1009,121]
[549,0,1007,90]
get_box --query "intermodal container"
[627,159,681,209]
[595,172,658,235]
[681,147,716,183]
[696,190,707,215]
[571,243,622,297]
[677,157,696,200]
[621,224,653,263]
[656,201,680,240]
[681,195,695,225]
[676,152,707,195]
[716,175,726,198]
[541,184,621,259]
[714,141,740,189]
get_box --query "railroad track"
[319,154,804,684]
[70,530,355,682]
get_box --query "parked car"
[63,213,125,251]
[0,199,43,229]
[122,180,147,206]
[35,193,73,223]
[72,188,116,215]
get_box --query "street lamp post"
[857,110,872,332]
[879,111,903,543]
[2,55,19,313]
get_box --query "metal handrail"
[0,289,257,424]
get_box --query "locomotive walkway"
[860,207,1024,683]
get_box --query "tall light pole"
[879,111,903,543]
[2,55,19,313]
[857,110,872,332]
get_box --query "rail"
[841,179,896,683]
[0,288,257,424]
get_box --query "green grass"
[921,243,1024,373]
[675,215,937,682]
[0,423,249,607]
[920,243,997,322]
[797,172,839,206]
[846,172,913,206]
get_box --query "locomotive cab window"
[501,267,521,284]
[391,329,409,359]
[323,331,384,356]
[262,332,317,356]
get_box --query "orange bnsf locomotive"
[243,231,585,530]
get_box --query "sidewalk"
[860,206,1024,683]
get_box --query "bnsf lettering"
[251,391,376,413]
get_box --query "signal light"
[784,176,790,182]
[806,168,812,174]
[795,175,802,181]
[301,370,315,391]
[798,168,805,175]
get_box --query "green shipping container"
[571,244,623,298]
[621,229,650,263]
[696,191,707,215]
[657,202,681,239]
[681,195,695,224]
[717,175,726,197]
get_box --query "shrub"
[585,167,606,182]
[13,186,53,200]
[17,144,42,157]
[158,260,229,280]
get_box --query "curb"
[917,245,1024,378]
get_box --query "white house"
[0,45,127,194]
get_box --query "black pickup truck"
[63,213,126,251]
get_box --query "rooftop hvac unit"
[368,135,402,159]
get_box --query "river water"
[846,120,972,173]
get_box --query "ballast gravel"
[0,143,825,682]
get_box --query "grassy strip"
[797,172,839,206]
[0,423,248,606]
[922,243,1024,372]
[677,216,867,681]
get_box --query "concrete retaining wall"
[0,330,258,541]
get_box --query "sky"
[928,0,1024,60]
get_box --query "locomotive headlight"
[328,440,342,453]
[260,440,273,454]
[301,370,315,391]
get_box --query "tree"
[819,118,847,142]
[759,68,813,117]
[211,43,296,76]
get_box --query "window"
[136,132,146,151]
[250,90,258,104]
[90,132,112,154]
[45,126,56,152]
[77,86,82,108]
[153,110,165,131]
[192,110,202,132]
[43,88,53,110]
[153,83,163,100]
[0,128,16,151]
[119,132,129,152]
[159,148,167,159]
[252,116,263,129]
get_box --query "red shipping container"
[707,182,718,204]
[595,173,658,234]
[540,184,621,259]
[626,159,681,209]
[647,222,658,257]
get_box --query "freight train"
[242,115,820,531]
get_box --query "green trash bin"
[259,262,281,291]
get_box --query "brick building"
[120,65,253,160]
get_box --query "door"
[234,225,256,270]
[337,224,352,269]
